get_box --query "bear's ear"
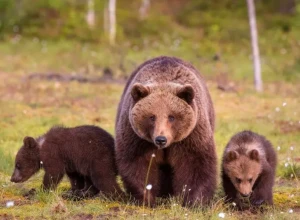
[177,84,195,105]
[23,136,37,149]
[131,83,150,102]
[249,149,260,162]
[225,150,239,162]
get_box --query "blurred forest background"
[0,0,300,83]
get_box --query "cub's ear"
[249,149,260,162]
[177,84,194,104]
[131,83,150,102]
[23,136,37,149]
[225,150,239,162]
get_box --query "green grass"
[0,68,299,218]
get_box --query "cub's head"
[129,83,197,149]
[11,137,40,183]
[223,149,262,198]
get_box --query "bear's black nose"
[155,136,167,146]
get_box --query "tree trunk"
[86,0,95,29]
[108,0,116,45]
[247,0,263,92]
[139,0,151,20]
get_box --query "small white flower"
[188,189,191,191]
[146,184,152,190]
[285,163,289,167]
[288,209,293,213]
[287,157,291,161]
[282,102,287,107]
[290,194,295,198]
[185,213,188,216]
[40,161,43,165]
[6,201,14,208]
[218,212,225,218]
[291,174,294,178]
[290,146,294,151]
[275,107,280,112]
[232,202,236,207]
[151,153,156,158]
[277,146,281,151]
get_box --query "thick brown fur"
[115,56,217,207]
[11,125,122,198]
[221,130,277,209]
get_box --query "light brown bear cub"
[11,125,122,198]
[222,130,277,210]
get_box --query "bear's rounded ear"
[225,150,239,162]
[177,84,195,104]
[249,149,260,162]
[131,83,149,102]
[23,136,37,149]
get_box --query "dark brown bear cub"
[11,125,122,198]
[221,130,277,210]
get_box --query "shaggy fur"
[115,56,217,207]
[221,130,277,209]
[11,125,122,198]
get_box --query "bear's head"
[11,137,40,183]
[129,83,197,149]
[223,149,262,198]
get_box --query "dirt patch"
[276,120,300,134]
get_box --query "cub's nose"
[155,136,167,147]
[240,193,250,198]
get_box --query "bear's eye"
[149,115,156,122]
[235,178,242,184]
[168,115,175,122]
[248,178,253,183]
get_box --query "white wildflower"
[218,212,225,218]
[291,174,294,178]
[40,161,43,165]
[288,209,293,213]
[290,146,294,151]
[6,201,14,208]
[146,184,152,190]
[287,157,291,161]
[232,202,236,207]
[151,153,156,158]
[282,102,287,107]
[275,107,280,112]
[285,163,289,167]
[277,146,281,151]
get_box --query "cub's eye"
[235,178,242,184]
[168,115,175,122]
[248,178,253,183]
[16,163,21,169]
[149,115,156,122]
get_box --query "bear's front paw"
[24,188,36,199]
[250,194,264,206]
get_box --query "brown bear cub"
[221,130,277,210]
[115,56,217,207]
[11,125,122,198]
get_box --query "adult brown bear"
[115,56,216,207]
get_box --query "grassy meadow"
[0,39,299,219]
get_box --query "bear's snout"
[155,136,167,148]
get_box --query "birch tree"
[86,0,95,29]
[108,0,116,45]
[247,0,262,92]
[139,0,150,20]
